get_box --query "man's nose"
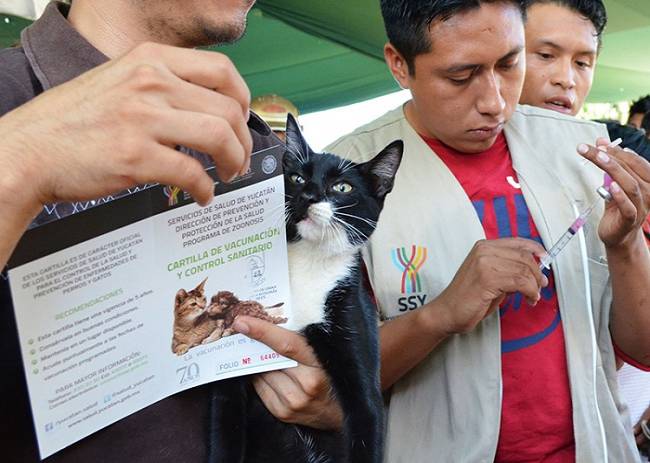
[477,70,506,116]
[550,58,576,90]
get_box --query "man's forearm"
[609,229,650,364]
[380,300,453,390]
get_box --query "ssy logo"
[163,185,183,207]
[392,245,428,312]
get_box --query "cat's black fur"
[208,114,403,463]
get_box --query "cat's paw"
[174,345,189,355]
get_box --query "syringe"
[538,198,599,270]
[538,138,621,270]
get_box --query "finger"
[255,371,308,416]
[126,145,215,205]
[163,77,253,158]
[578,144,639,196]
[252,375,288,419]
[281,365,329,399]
[232,316,320,366]
[474,240,548,288]
[489,259,543,304]
[128,43,251,118]
[484,237,547,257]
[608,181,639,226]
[610,146,650,184]
[154,109,247,182]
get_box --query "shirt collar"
[20,1,107,91]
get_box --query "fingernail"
[611,181,621,193]
[578,144,589,154]
[597,151,610,163]
[232,318,249,334]
[623,147,635,153]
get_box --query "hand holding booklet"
[7,145,295,459]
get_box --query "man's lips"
[467,123,504,140]
[543,96,574,114]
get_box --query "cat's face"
[174,278,208,321]
[208,291,236,316]
[282,114,403,254]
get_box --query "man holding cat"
[325,0,650,461]
[0,0,339,461]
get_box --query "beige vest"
[327,105,639,463]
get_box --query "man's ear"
[384,43,411,89]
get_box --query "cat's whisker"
[334,211,378,228]
[331,215,369,245]
[332,202,359,211]
[333,214,377,234]
[285,144,308,165]
[339,160,356,174]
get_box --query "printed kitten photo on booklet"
[171,278,286,355]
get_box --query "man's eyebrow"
[444,45,524,73]
[445,63,480,74]
[498,45,524,62]
[535,39,597,56]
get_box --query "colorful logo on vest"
[392,246,428,312]
[392,245,427,294]
[163,185,183,207]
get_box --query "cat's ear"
[175,289,188,308]
[360,140,404,199]
[284,113,311,161]
[195,277,207,294]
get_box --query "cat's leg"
[202,320,225,344]
[304,323,384,463]
[173,343,190,355]
[221,327,235,337]
[207,377,248,463]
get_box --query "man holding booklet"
[0,1,339,461]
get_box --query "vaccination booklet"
[6,145,295,459]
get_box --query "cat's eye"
[290,173,305,184]
[331,182,353,193]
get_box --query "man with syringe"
[324,1,650,461]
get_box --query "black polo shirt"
[0,3,280,461]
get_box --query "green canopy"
[1,0,649,113]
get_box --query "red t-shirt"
[423,133,575,462]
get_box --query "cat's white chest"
[287,240,355,331]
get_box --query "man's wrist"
[417,298,456,339]
[606,228,646,262]
[0,145,43,221]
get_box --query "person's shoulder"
[0,47,41,115]
[512,104,605,130]
[509,104,608,150]
[326,106,407,162]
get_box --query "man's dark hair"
[630,95,650,118]
[524,0,607,48]
[642,112,650,136]
[380,0,526,75]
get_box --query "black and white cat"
[208,114,403,463]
